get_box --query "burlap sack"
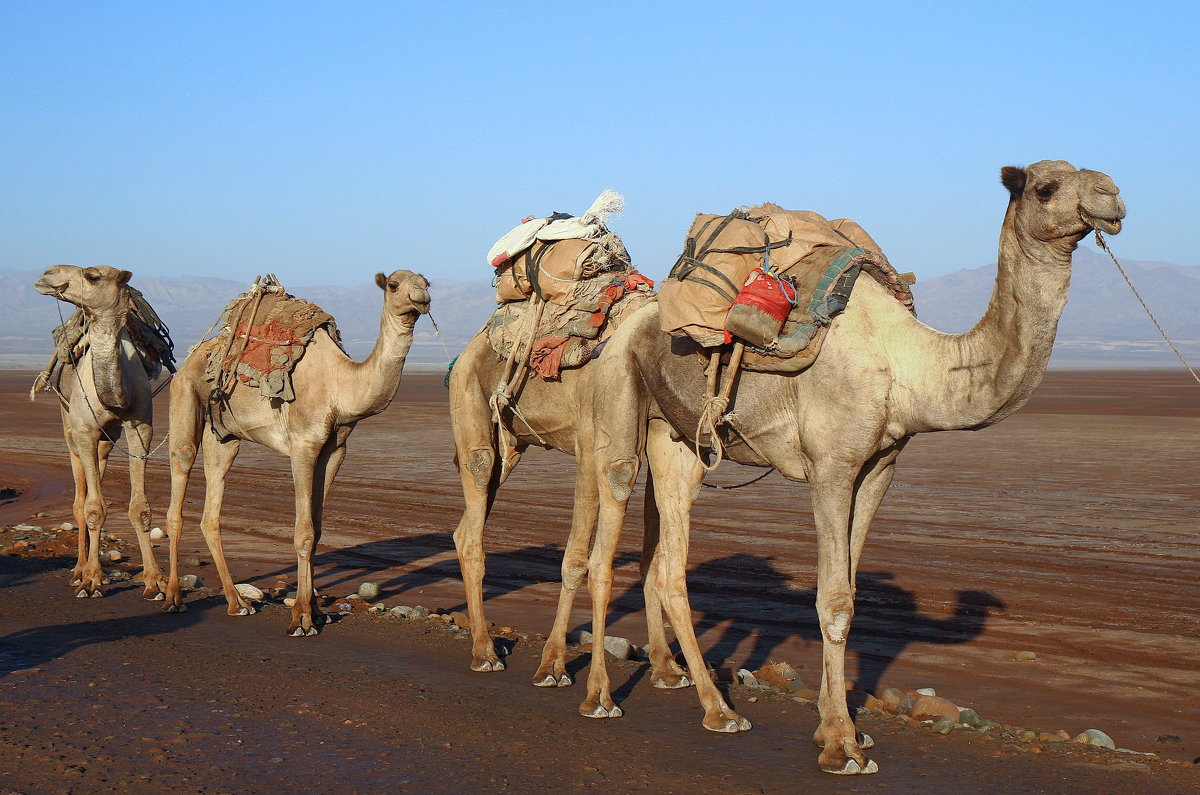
[746,204,884,272]
[658,213,769,345]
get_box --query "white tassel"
[581,189,624,225]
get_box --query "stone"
[1020,730,1037,741]
[107,550,122,562]
[345,593,362,600]
[879,687,916,716]
[735,669,758,686]
[1014,650,1038,661]
[450,611,471,630]
[911,695,959,722]
[915,687,937,696]
[975,719,1002,733]
[602,635,633,661]
[1072,729,1115,749]
[60,522,75,532]
[1155,734,1182,744]
[932,716,957,734]
[184,555,201,568]
[567,630,593,647]
[149,527,165,540]
[180,574,200,589]
[284,597,297,607]
[234,584,264,602]
[1036,732,1066,743]
[14,524,42,532]
[411,605,430,619]
[958,708,982,726]
[357,582,381,600]
[754,662,801,690]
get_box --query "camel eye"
[1035,183,1057,199]
[84,271,100,283]
[388,282,398,291]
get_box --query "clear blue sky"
[3,1,1197,287]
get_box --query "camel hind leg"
[163,387,203,613]
[124,418,164,599]
[66,424,108,598]
[644,419,749,732]
[641,469,691,689]
[196,432,253,617]
[533,435,599,687]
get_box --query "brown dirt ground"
[1,369,1197,793]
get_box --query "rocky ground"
[0,370,1197,792]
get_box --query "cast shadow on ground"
[599,553,1005,694]
[0,557,219,677]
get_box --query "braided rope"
[1092,229,1199,385]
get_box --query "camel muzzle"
[34,277,66,297]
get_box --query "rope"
[489,296,549,446]
[702,467,775,490]
[694,342,746,472]
[1092,229,1200,385]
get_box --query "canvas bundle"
[43,287,176,386]
[494,234,631,306]
[658,206,914,371]
[202,280,342,402]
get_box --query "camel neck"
[85,305,132,411]
[907,205,1077,431]
[341,312,416,420]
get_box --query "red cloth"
[529,335,572,380]
[723,269,795,344]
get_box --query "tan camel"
[163,271,430,635]
[584,161,1125,774]
[34,265,165,600]
[449,311,692,695]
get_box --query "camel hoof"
[71,578,83,587]
[472,659,505,672]
[90,590,102,598]
[532,672,572,687]
[581,703,623,719]
[164,603,187,613]
[232,606,256,616]
[76,589,89,598]
[823,757,878,775]
[704,716,752,733]
[652,673,692,689]
[147,592,166,601]
[859,732,875,750]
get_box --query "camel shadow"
[601,553,1004,693]
[0,557,218,678]
[247,532,639,610]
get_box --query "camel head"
[374,269,431,319]
[35,264,132,318]
[1000,160,1125,245]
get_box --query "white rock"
[602,636,633,661]
[916,687,937,696]
[235,583,264,602]
[284,597,297,607]
[1072,728,1116,749]
[149,527,165,540]
[736,668,759,686]
[357,582,381,600]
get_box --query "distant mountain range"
[3,246,1197,370]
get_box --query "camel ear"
[1001,166,1026,199]
[375,273,387,290]
[118,269,132,286]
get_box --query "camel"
[448,298,692,695]
[163,271,430,636]
[583,161,1125,774]
[33,264,166,600]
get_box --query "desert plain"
[0,368,1197,792]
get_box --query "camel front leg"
[197,433,253,617]
[810,464,877,775]
[647,420,749,732]
[64,426,89,586]
[641,468,691,690]
[68,426,108,598]
[534,438,599,688]
[288,445,322,637]
[124,419,164,599]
